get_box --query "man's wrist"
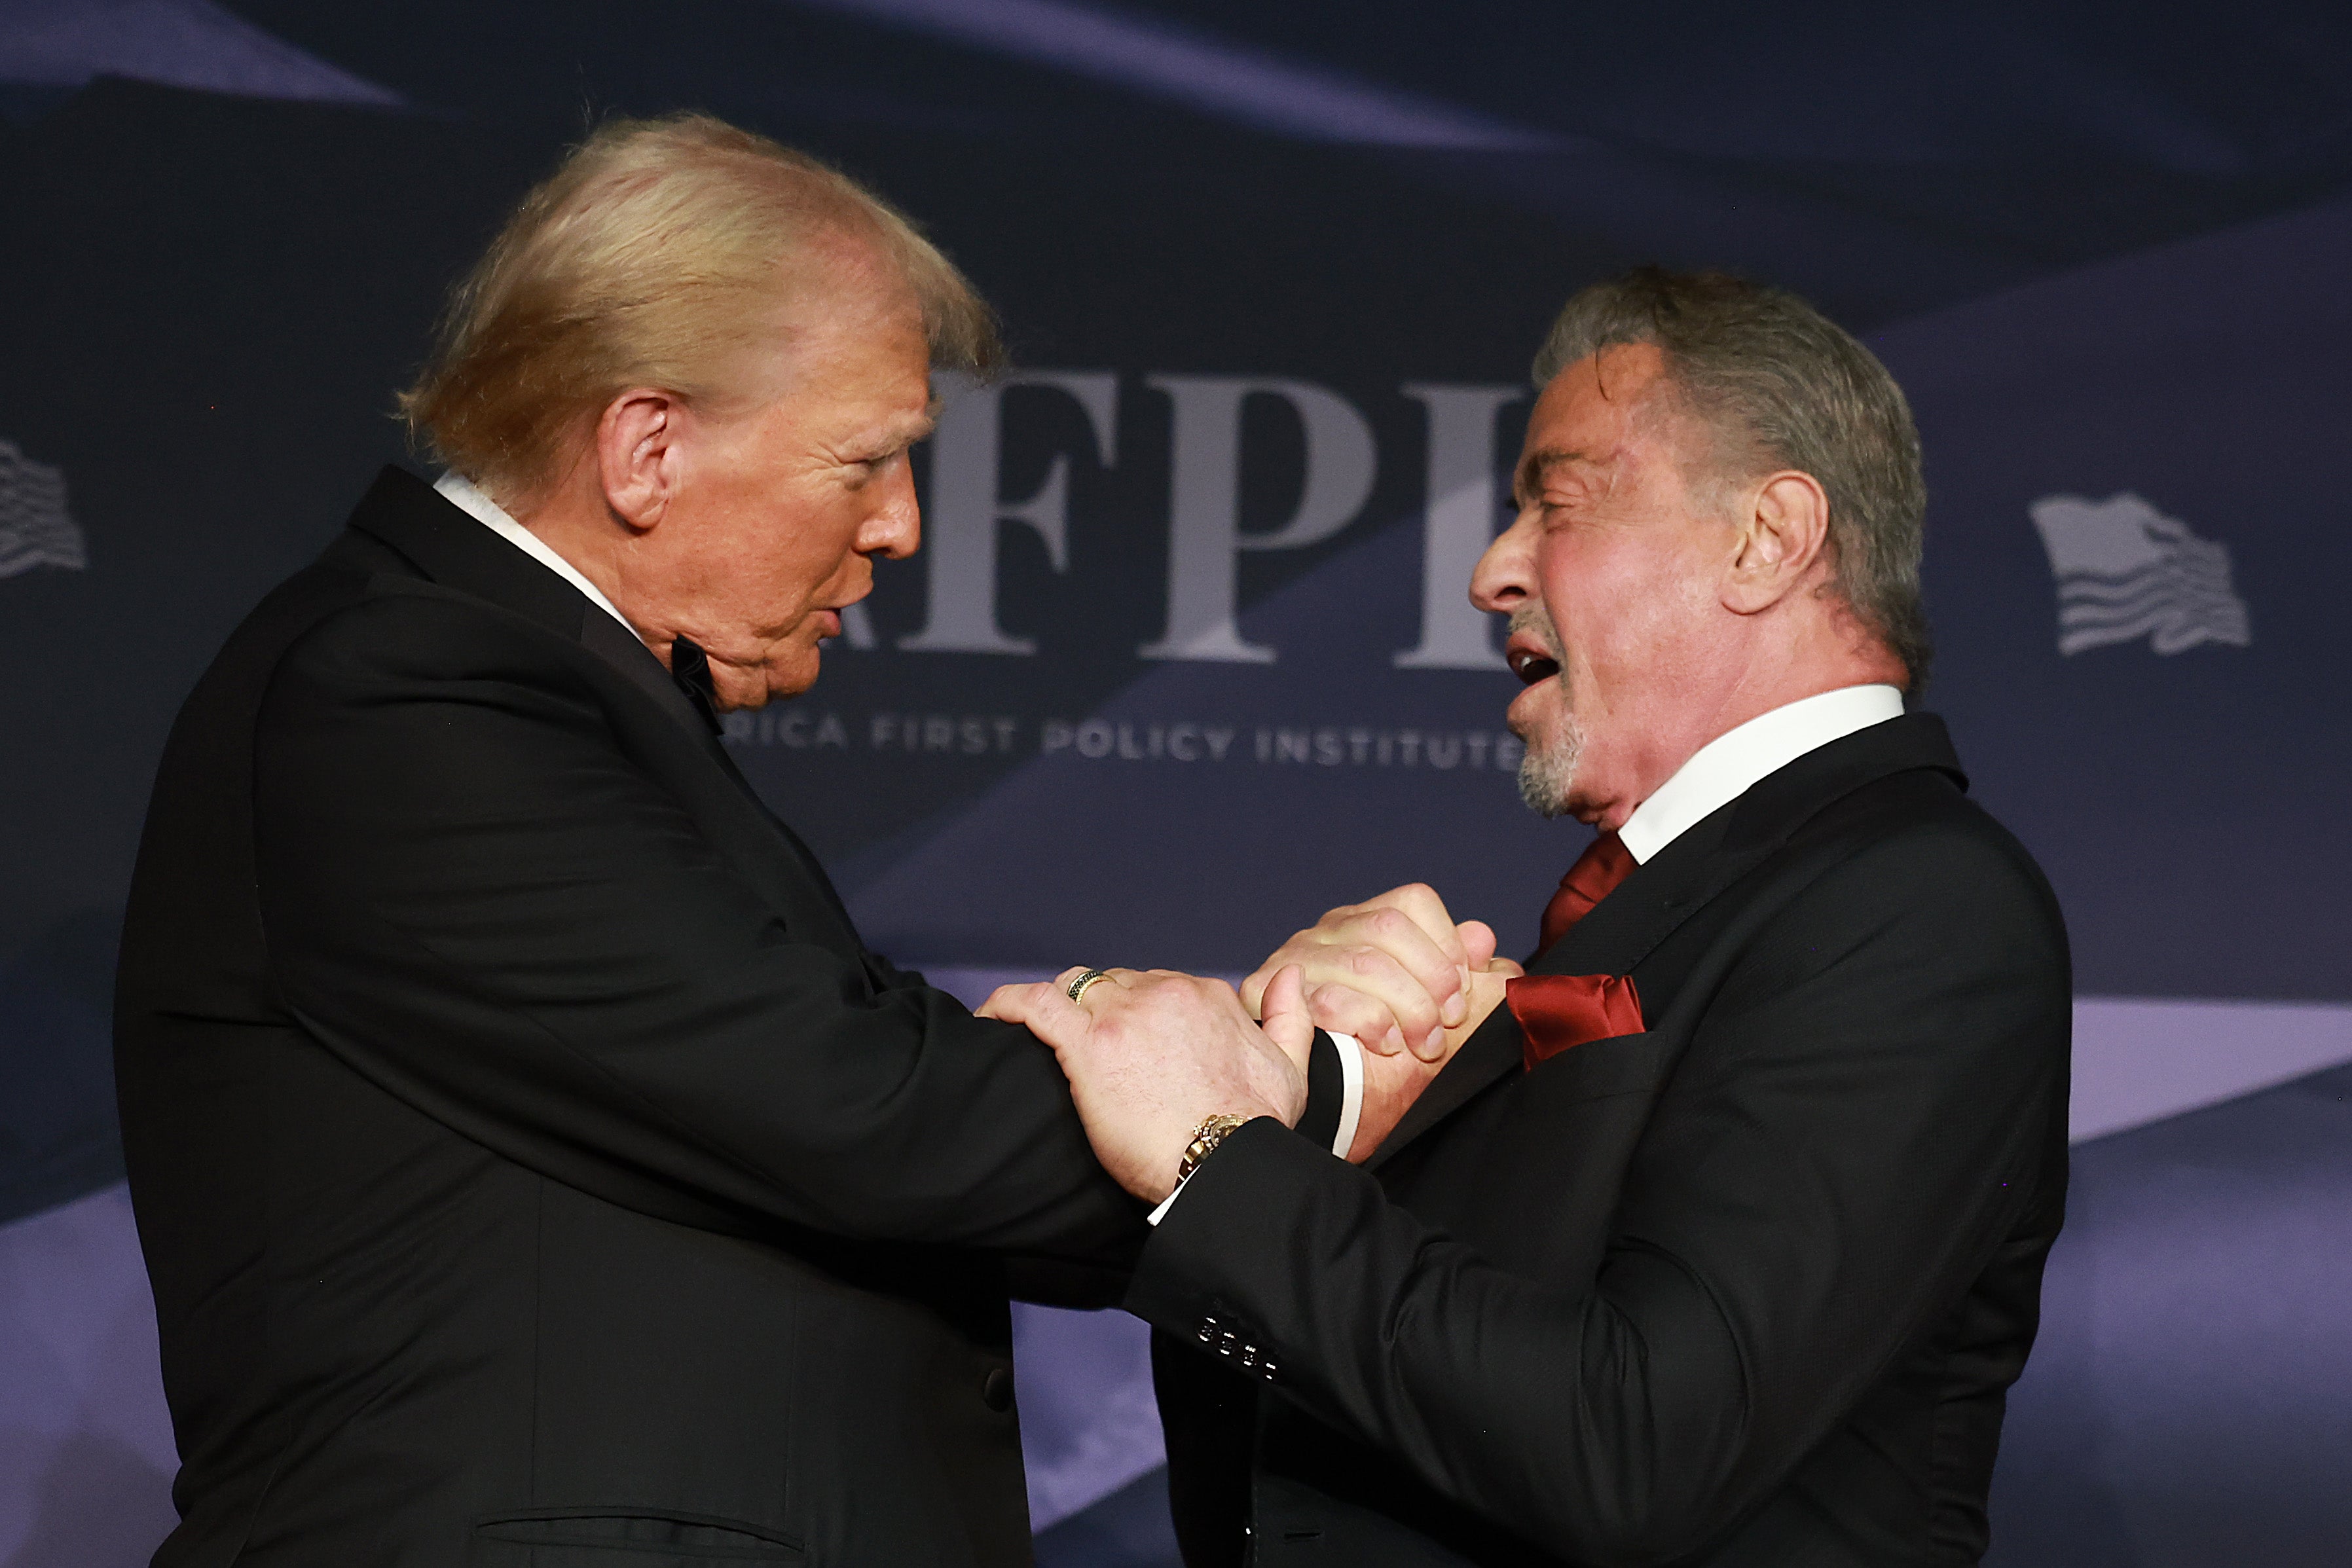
[1177,1113,1252,1184]
[1146,1112,1255,1224]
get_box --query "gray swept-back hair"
[1534,267,1930,687]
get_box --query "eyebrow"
[882,406,939,450]
[1511,445,1595,508]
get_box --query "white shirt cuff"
[1145,1032,1367,1226]
[1329,1031,1365,1160]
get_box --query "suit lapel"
[346,467,593,642]
[1366,712,1966,1170]
[1365,1008,1521,1168]
[343,466,867,947]
[347,467,745,748]
[576,608,727,748]
[1362,826,1725,1169]
[1528,812,1740,979]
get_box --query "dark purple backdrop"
[3,5,2348,1565]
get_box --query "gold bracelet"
[1176,1113,1252,1186]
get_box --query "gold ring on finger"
[1067,968,1111,1004]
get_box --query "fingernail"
[1425,1026,1448,1056]
[1384,1026,1406,1055]
[1441,991,1467,1027]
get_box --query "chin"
[1515,707,1588,820]
[763,657,824,704]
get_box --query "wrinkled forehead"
[1512,344,1691,503]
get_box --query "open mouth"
[1506,642,1561,686]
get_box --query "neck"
[1583,617,1903,831]
[509,473,669,660]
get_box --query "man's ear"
[1723,469,1830,615]
[595,388,684,534]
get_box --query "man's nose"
[860,467,922,560]
[1469,511,1538,614]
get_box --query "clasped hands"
[980,884,1523,1204]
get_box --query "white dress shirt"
[1615,684,1906,864]
[1150,682,1908,1222]
[433,471,644,645]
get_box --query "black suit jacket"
[115,468,1154,1568]
[1136,714,2072,1567]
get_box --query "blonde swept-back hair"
[398,113,1002,501]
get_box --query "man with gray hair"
[991,268,2072,1565]
[113,114,1325,1568]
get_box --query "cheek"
[756,516,870,637]
[1541,531,1710,685]
[1541,535,1642,667]
[714,500,834,605]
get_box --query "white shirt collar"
[1615,684,1907,864]
[433,471,644,646]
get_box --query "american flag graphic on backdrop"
[2027,492,2250,657]
[0,441,84,579]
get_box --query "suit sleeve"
[251,593,1142,1259]
[1124,821,2070,1564]
[1004,1030,1351,1308]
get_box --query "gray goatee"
[1507,602,1585,818]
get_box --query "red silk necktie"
[1512,832,1644,1071]
[1536,833,1636,953]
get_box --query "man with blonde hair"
[114,114,1317,1567]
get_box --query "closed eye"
[842,449,905,486]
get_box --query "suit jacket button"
[983,1367,1014,1412]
